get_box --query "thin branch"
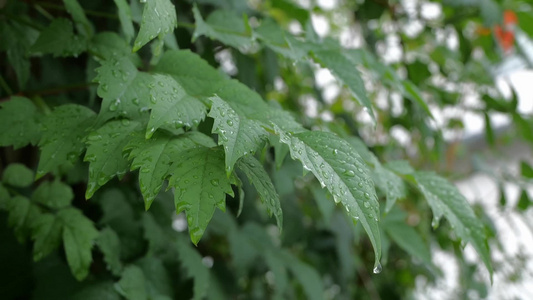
[17,82,97,98]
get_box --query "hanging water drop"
[373,263,382,274]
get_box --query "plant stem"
[34,1,118,19]
[177,21,196,29]
[20,82,97,97]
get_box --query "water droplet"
[357,167,363,173]
[121,119,130,125]
[373,263,382,274]
[364,201,370,208]
[132,98,140,105]
[210,179,219,186]
[364,192,370,199]
[101,84,108,92]
[333,149,338,155]
[226,120,233,126]
[358,182,363,187]
[344,170,355,177]
[150,94,157,104]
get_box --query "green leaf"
[94,56,152,124]
[168,147,234,244]
[32,180,74,209]
[484,112,495,146]
[374,166,407,213]
[63,0,94,37]
[517,190,531,211]
[154,50,226,96]
[124,131,216,209]
[255,19,300,60]
[176,235,210,300]
[382,208,433,268]
[520,161,533,179]
[280,250,324,300]
[133,0,177,52]
[3,163,34,188]
[84,120,141,199]
[237,155,283,229]
[0,184,9,210]
[113,0,135,42]
[90,32,141,63]
[58,208,99,281]
[31,213,63,261]
[37,104,96,178]
[4,196,41,241]
[146,74,207,138]
[192,5,253,49]
[97,227,123,276]
[411,171,493,279]
[209,95,268,174]
[31,18,87,57]
[311,49,375,123]
[115,265,148,300]
[402,80,433,117]
[275,128,382,269]
[0,97,41,149]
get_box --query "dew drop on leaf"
[210,179,219,186]
[373,263,382,274]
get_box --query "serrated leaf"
[275,128,382,269]
[411,171,493,279]
[382,208,433,268]
[32,180,74,209]
[168,147,233,244]
[133,0,177,52]
[97,227,123,276]
[3,163,34,188]
[125,131,215,209]
[90,32,141,63]
[176,235,210,300]
[37,104,96,178]
[116,265,148,300]
[114,0,135,42]
[4,196,41,241]
[154,50,226,96]
[31,18,87,57]
[58,208,99,281]
[192,5,253,49]
[94,56,152,123]
[0,97,41,149]
[63,0,94,37]
[255,18,301,60]
[2,22,38,88]
[237,155,283,229]
[209,96,268,174]
[31,213,63,261]
[146,74,207,138]
[374,166,407,213]
[84,120,141,199]
[311,49,375,123]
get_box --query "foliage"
[1,0,532,299]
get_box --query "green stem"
[177,21,196,29]
[33,95,52,115]
[34,1,118,19]
[0,75,14,96]
[23,82,97,97]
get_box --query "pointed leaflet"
[209,95,268,174]
[133,0,177,52]
[31,213,63,261]
[37,104,96,178]
[154,50,226,97]
[168,147,234,244]
[94,55,151,124]
[63,0,94,37]
[32,180,73,209]
[113,0,135,42]
[97,227,123,276]
[176,235,210,300]
[31,18,87,57]
[2,163,34,188]
[237,155,283,229]
[116,265,148,300]
[84,120,141,199]
[124,131,215,210]
[146,74,207,138]
[3,196,41,242]
[275,128,382,269]
[192,5,253,49]
[311,49,375,123]
[58,208,99,281]
[411,171,493,279]
[0,97,41,149]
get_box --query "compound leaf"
[84,120,141,199]
[133,0,177,52]
[168,147,233,244]
[146,74,206,138]
[32,180,74,209]
[237,155,282,229]
[209,96,267,174]
[411,171,493,279]
[37,104,96,178]
[0,97,41,149]
[124,131,215,209]
[58,208,99,281]
[31,18,87,57]
[275,128,382,269]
